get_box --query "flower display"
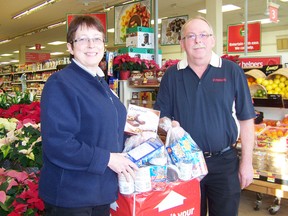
[113,54,143,71]
[0,91,40,124]
[113,54,160,72]
[221,54,240,64]
[0,92,43,215]
[160,59,180,72]
[0,118,42,170]
[0,102,40,124]
[0,168,44,216]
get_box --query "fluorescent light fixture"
[47,21,66,29]
[48,41,66,45]
[13,50,19,53]
[10,60,19,63]
[198,4,241,14]
[123,0,135,5]
[280,0,288,2]
[0,62,11,65]
[29,46,46,50]
[51,52,64,55]
[0,39,12,45]
[12,0,59,19]
[0,54,13,57]
[108,28,115,33]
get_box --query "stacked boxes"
[126,26,154,48]
[118,47,162,63]
[118,26,162,66]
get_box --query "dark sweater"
[39,61,127,207]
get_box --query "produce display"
[246,68,288,99]
[253,116,288,178]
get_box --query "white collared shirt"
[72,58,105,77]
[177,51,222,70]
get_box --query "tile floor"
[239,190,288,216]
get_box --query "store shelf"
[128,84,160,88]
[0,67,56,97]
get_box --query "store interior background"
[0,0,288,66]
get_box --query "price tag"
[267,94,282,100]
[267,172,275,183]
[253,170,260,179]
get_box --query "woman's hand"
[108,153,139,182]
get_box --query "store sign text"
[227,22,261,53]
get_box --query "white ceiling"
[0,0,287,65]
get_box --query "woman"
[39,15,138,216]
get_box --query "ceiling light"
[10,60,19,63]
[13,51,19,53]
[108,28,115,33]
[51,52,64,55]
[280,0,288,2]
[0,39,12,45]
[198,4,241,14]
[0,54,13,57]
[29,46,46,50]
[48,41,66,45]
[123,0,136,5]
[12,0,59,20]
[47,21,66,29]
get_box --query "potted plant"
[113,54,143,80]
[0,168,45,215]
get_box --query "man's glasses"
[72,37,105,45]
[182,33,212,41]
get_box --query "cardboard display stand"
[110,179,200,216]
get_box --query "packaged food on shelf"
[252,150,267,171]
[254,123,266,135]
[266,152,288,175]
[262,119,278,127]
[256,126,288,151]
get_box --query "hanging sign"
[67,13,107,40]
[227,22,261,53]
[35,44,41,50]
[269,2,279,23]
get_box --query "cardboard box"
[126,27,154,48]
[118,47,162,64]
[110,179,200,216]
[124,104,160,136]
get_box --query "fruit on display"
[246,76,256,87]
[254,124,266,134]
[246,72,288,99]
[262,119,278,126]
[257,127,288,150]
[253,89,267,98]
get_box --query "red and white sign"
[269,2,280,23]
[110,179,200,216]
[238,56,281,69]
[67,13,107,34]
[25,52,50,63]
[227,22,261,53]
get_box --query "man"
[154,16,255,216]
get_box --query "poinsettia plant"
[0,118,42,170]
[0,168,44,216]
[113,54,143,71]
[221,54,240,63]
[160,59,180,72]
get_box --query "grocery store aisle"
[239,190,288,215]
